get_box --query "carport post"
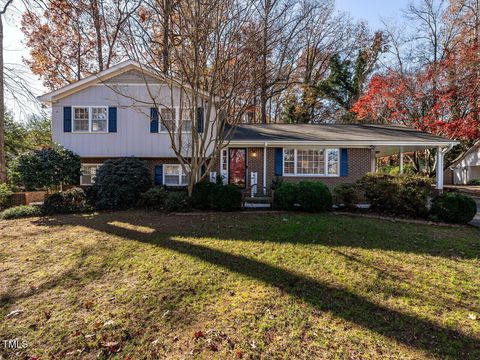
[436,146,444,191]
[399,146,404,174]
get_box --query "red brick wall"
[10,191,46,206]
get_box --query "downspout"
[263,142,267,195]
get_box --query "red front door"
[229,148,246,188]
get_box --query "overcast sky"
[3,0,411,120]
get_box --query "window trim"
[72,106,109,133]
[80,163,101,186]
[282,148,340,177]
[162,164,187,186]
[156,107,195,134]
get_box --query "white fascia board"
[227,140,459,147]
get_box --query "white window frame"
[283,148,340,177]
[163,164,187,186]
[80,164,101,186]
[157,107,195,134]
[72,106,108,133]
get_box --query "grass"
[0,210,479,359]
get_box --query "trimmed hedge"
[430,192,477,224]
[0,205,42,220]
[210,184,242,212]
[164,191,191,212]
[93,158,152,210]
[274,181,332,212]
[42,187,89,215]
[191,182,218,210]
[137,187,168,209]
[358,173,432,218]
[333,183,358,210]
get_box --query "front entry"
[229,148,246,188]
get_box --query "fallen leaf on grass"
[194,331,204,339]
[236,350,243,359]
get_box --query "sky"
[3,0,411,120]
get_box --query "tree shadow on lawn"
[34,213,480,358]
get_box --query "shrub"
[467,179,480,186]
[274,182,298,211]
[358,173,432,218]
[270,176,284,191]
[94,158,152,210]
[42,187,89,215]
[191,182,218,210]
[430,192,477,224]
[0,205,42,220]
[164,191,191,212]
[296,181,332,212]
[210,184,242,212]
[334,183,358,210]
[137,187,168,209]
[10,146,81,191]
[0,184,13,209]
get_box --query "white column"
[399,146,404,174]
[436,146,444,191]
[263,142,267,195]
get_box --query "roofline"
[449,140,480,166]
[227,140,459,147]
[38,60,216,104]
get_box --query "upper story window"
[160,108,176,132]
[73,107,108,133]
[180,108,193,132]
[283,148,340,176]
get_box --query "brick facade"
[82,148,373,189]
[212,147,373,189]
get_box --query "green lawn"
[0,211,479,359]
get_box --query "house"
[445,141,480,185]
[39,60,458,192]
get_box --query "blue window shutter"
[274,148,283,176]
[340,149,348,176]
[197,107,204,133]
[150,108,159,133]
[154,164,163,185]
[108,107,117,133]
[63,107,72,132]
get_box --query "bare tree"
[117,0,255,195]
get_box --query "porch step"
[243,196,273,209]
[244,196,272,203]
[244,202,272,209]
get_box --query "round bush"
[0,205,42,220]
[210,185,242,212]
[94,158,152,210]
[296,181,332,212]
[137,187,168,209]
[333,183,358,210]
[430,192,477,224]
[164,191,191,212]
[191,182,218,210]
[42,187,89,215]
[274,183,298,211]
[0,184,13,210]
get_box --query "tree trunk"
[91,0,104,71]
[0,15,7,183]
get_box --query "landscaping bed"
[1,211,479,359]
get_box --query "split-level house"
[39,60,458,193]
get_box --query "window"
[163,164,187,186]
[283,148,340,176]
[160,108,176,132]
[80,164,101,185]
[73,107,108,133]
[179,108,193,132]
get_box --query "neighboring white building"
[447,141,480,185]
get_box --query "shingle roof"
[226,124,456,144]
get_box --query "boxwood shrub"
[164,191,191,212]
[137,187,168,209]
[191,182,218,210]
[333,183,359,211]
[42,187,89,215]
[430,192,477,224]
[358,173,432,218]
[274,181,332,212]
[93,158,152,210]
[0,184,12,210]
[0,205,42,220]
[209,184,242,212]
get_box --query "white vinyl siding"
[283,148,340,177]
[163,164,187,186]
[73,106,108,133]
